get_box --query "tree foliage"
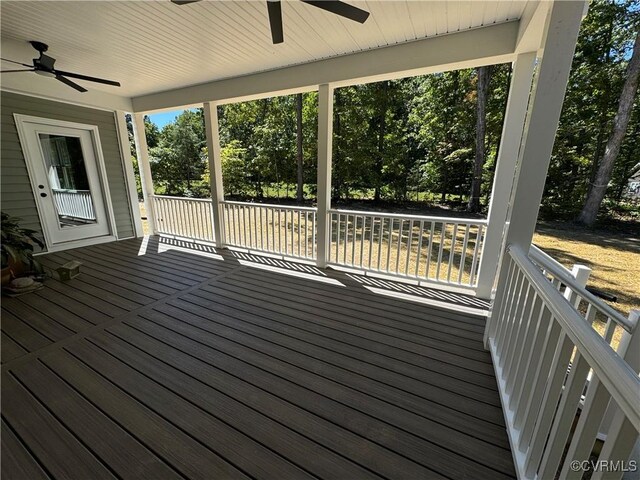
[128,0,639,225]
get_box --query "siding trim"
[114,110,144,237]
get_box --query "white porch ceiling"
[1,1,531,99]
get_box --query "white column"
[475,52,536,299]
[132,113,156,235]
[484,0,587,346]
[316,84,334,268]
[203,102,225,248]
[115,111,144,238]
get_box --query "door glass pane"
[39,134,98,227]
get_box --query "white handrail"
[529,244,633,332]
[151,194,213,203]
[152,195,215,242]
[221,201,317,259]
[328,209,485,287]
[509,245,640,427]
[328,207,488,225]
[222,199,317,212]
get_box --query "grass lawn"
[533,221,639,319]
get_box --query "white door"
[16,116,112,246]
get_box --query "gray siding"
[1,91,135,248]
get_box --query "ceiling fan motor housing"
[34,54,56,71]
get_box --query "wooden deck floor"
[1,236,514,480]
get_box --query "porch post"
[203,102,225,248]
[316,83,334,268]
[475,52,536,299]
[484,0,587,347]
[132,113,156,235]
[115,111,144,237]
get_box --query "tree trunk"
[374,82,388,202]
[296,93,304,202]
[586,19,615,199]
[333,89,342,201]
[468,66,492,213]
[578,30,640,226]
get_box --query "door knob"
[40,192,47,197]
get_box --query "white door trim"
[14,113,118,251]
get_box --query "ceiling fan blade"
[1,57,32,67]
[1,69,35,73]
[300,1,369,23]
[56,75,88,93]
[171,0,201,4]
[266,0,284,44]
[53,70,121,87]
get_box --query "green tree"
[544,0,640,217]
[149,109,206,196]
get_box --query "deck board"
[1,236,515,479]
[1,420,49,480]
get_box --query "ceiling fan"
[0,41,121,93]
[172,0,370,44]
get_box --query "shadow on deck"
[1,236,513,480]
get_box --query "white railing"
[489,244,639,480]
[221,200,317,260]
[151,195,215,243]
[328,209,487,287]
[529,245,635,348]
[150,197,489,289]
[52,189,95,220]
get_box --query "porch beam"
[132,22,518,113]
[316,84,334,268]
[484,0,587,346]
[203,102,225,248]
[475,52,536,299]
[132,113,157,235]
[115,111,144,238]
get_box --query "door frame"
[14,113,118,252]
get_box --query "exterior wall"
[0,91,135,248]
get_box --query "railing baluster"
[415,220,424,278]
[358,215,364,268]
[345,214,350,265]
[538,349,591,479]
[271,207,276,252]
[305,210,309,258]
[350,215,356,266]
[469,224,483,286]
[524,332,574,477]
[458,224,470,284]
[290,210,294,256]
[394,219,402,274]
[297,210,301,258]
[383,218,391,272]
[435,222,446,281]
[503,270,530,356]
[425,221,435,280]
[447,223,458,283]
[495,261,520,349]
[376,217,383,270]
[312,211,316,259]
[276,209,280,253]
[503,282,534,377]
[404,219,413,275]
[366,217,372,270]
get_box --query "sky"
[147,108,189,128]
